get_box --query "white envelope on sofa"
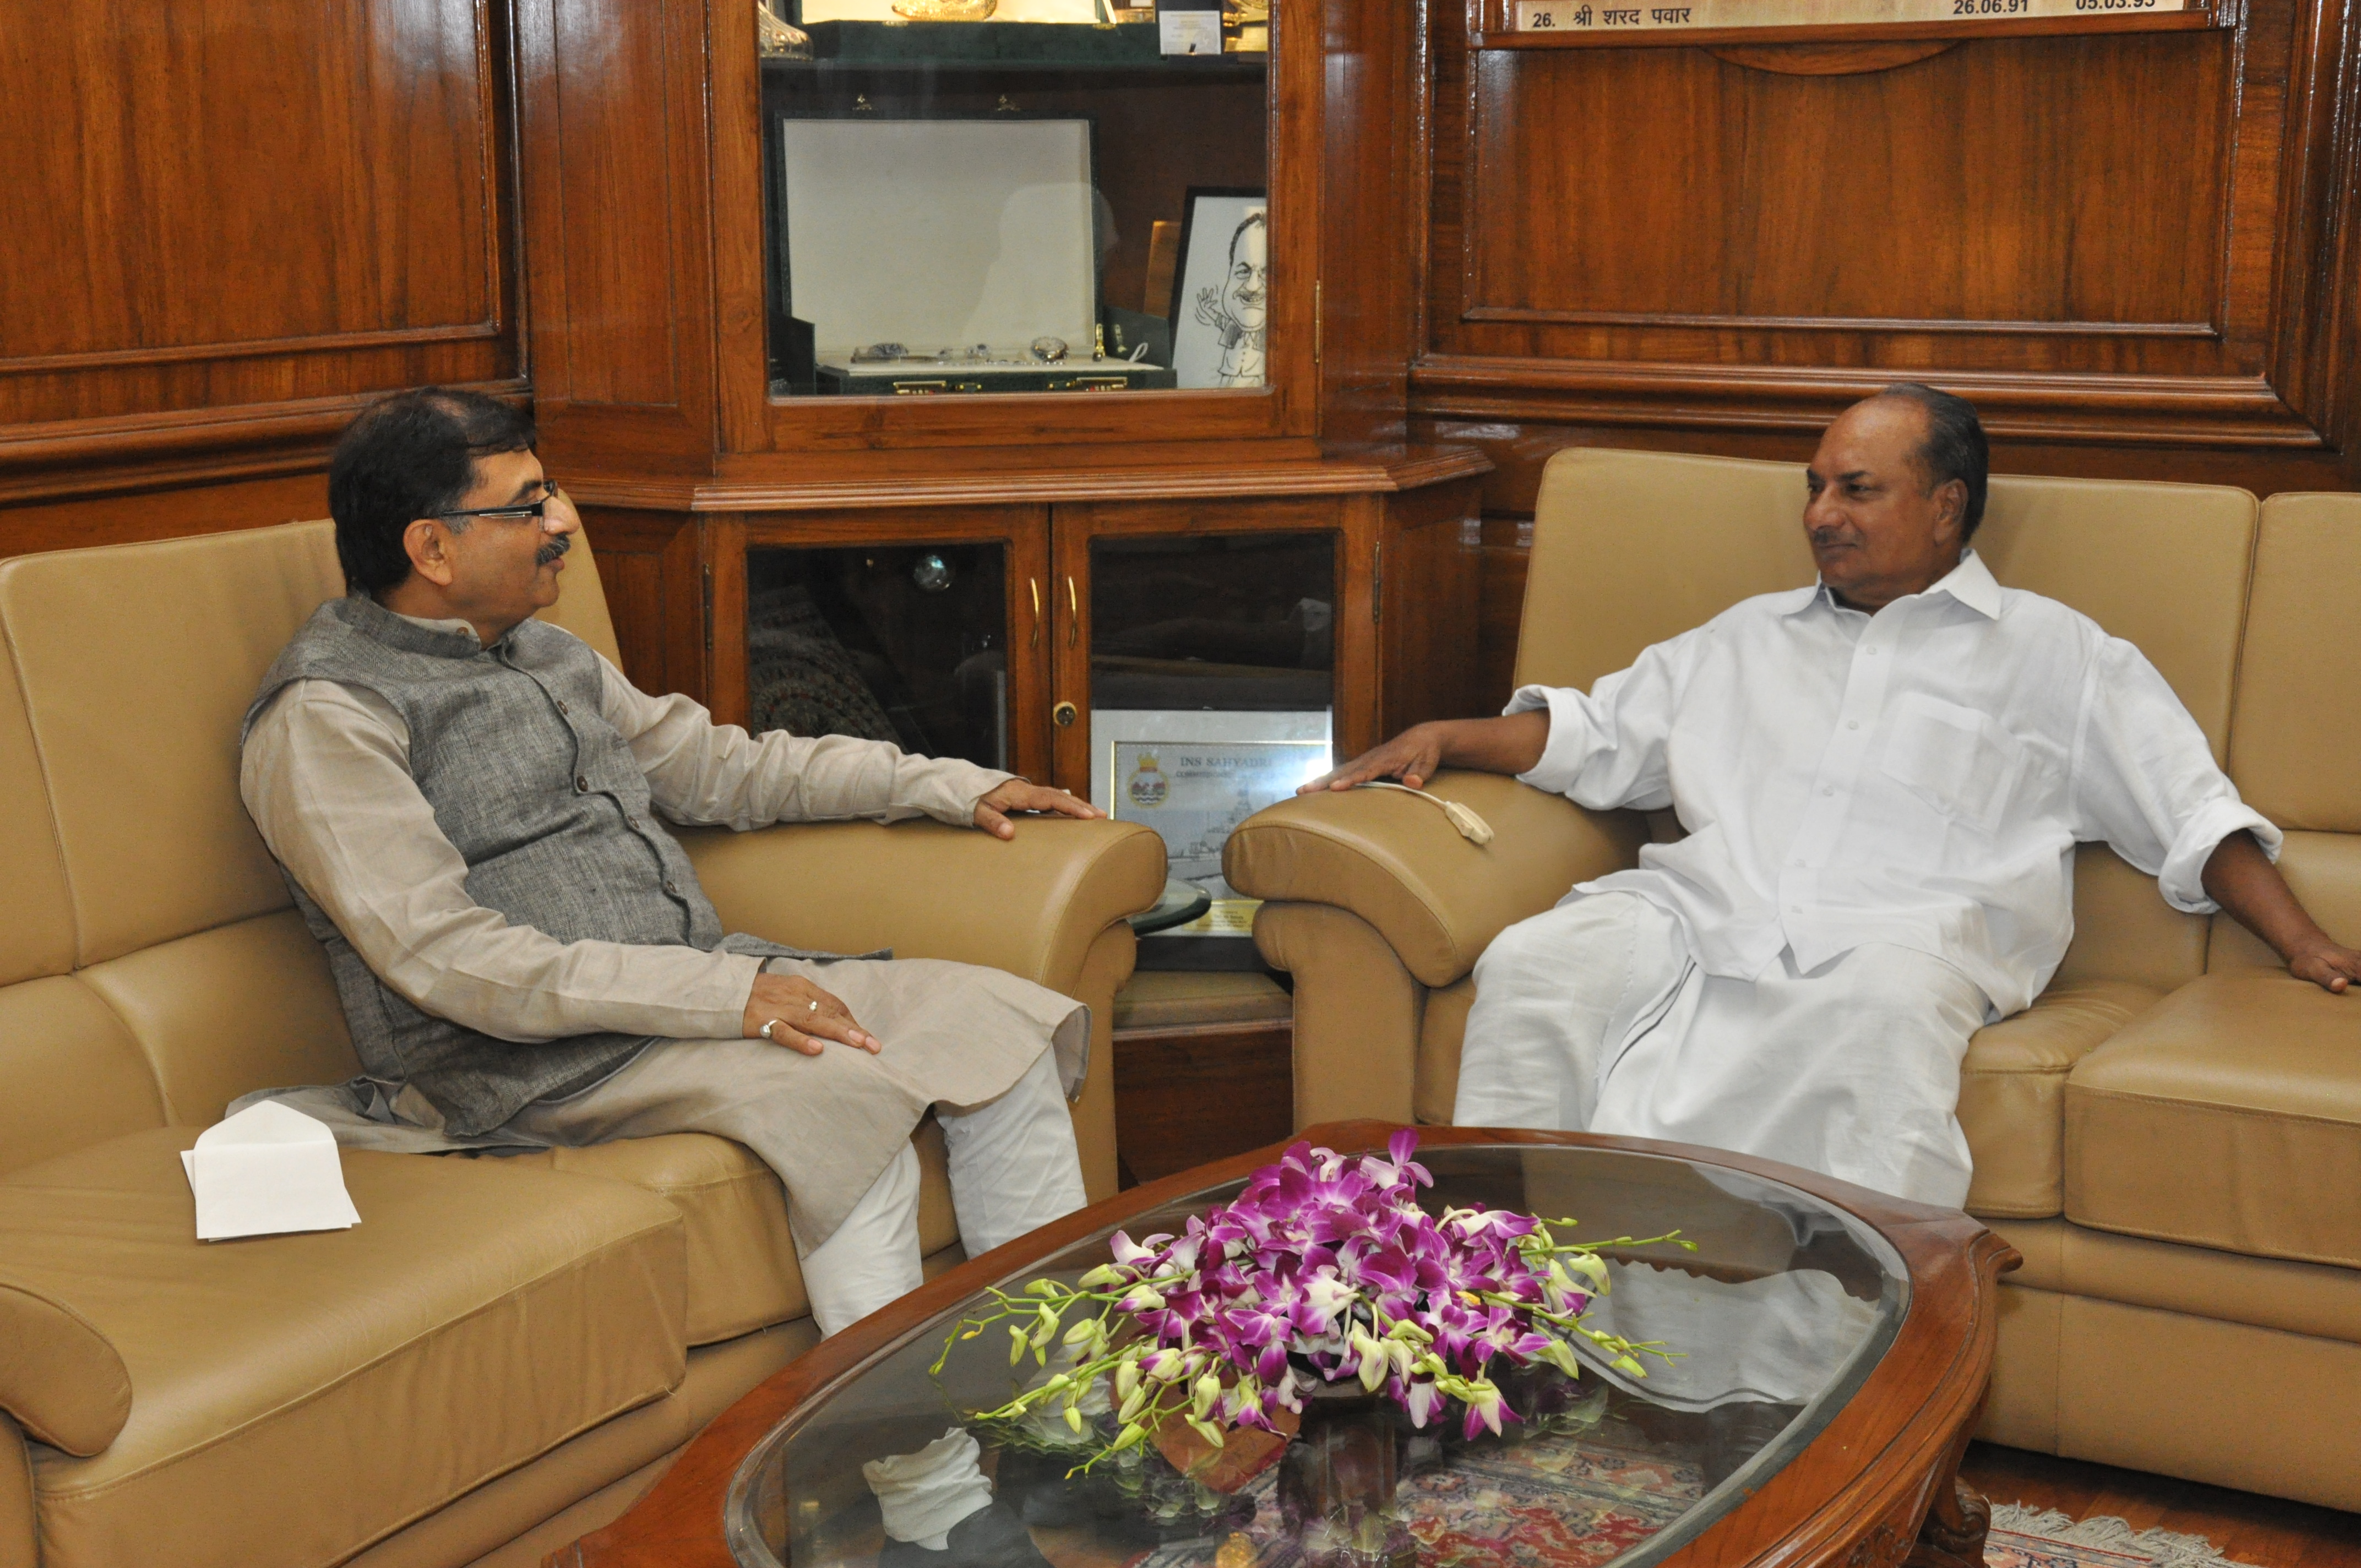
[179,1100,363,1242]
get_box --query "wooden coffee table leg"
[1906,1419,1990,1568]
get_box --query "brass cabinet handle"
[1053,701,1079,728]
[1028,578,1041,650]
[1065,576,1079,649]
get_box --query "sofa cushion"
[1958,980,2157,1221]
[2206,831,2361,972]
[488,1118,963,1346]
[2050,843,2211,995]
[0,638,73,989]
[74,911,360,1128]
[3,1129,686,1568]
[2233,495,2361,831]
[0,522,345,968]
[2065,973,2361,1267]
[0,978,165,1178]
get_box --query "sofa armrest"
[1223,771,1645,988]
[1,1275,130,1457]
[679,818,1166,1000]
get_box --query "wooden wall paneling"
[705,514,750,726]
[1315,0,1424,447]
[1376,477,1483,736]
[576,506,694,694]
[2269,0,2361,439]
[0,472,333,561]
[1414,1,2361,453]
[514,0,719,476]
[706,0,774,458]
[0,0,524,508]
[659,511,713,705]
[1332,493,1383,763]
[1048,506,1099,797]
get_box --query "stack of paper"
[179,1101,362,1242]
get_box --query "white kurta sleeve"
[596,657,1011,830]
[241,680,762,1044]
[1503,632,1692,813]
[2068,637,2281,913]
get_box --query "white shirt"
[241,615,1009,1046]
[1509,551,2278,1016]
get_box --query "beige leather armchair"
[0,520,1162,1568]
[1227,448,2361,1509]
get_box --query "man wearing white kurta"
[1308,385,2361,1209]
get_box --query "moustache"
[536,534,573,567]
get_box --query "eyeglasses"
[440,483,561,525]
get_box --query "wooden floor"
[1965,1445,2361,1568]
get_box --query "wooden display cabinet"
[633,464,1483,803]
[515,0,1486,773]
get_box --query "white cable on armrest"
[1351,781,1496,846]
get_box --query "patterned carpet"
[1118,1434,2260,1568]
[1127,1408,1704,1568]
[1988,1507,2259,1568]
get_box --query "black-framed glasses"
[441,483,561,524]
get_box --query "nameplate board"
[1513,0,2199,32]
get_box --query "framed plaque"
[1494,0,2214,44]
[1092,710,1330,939]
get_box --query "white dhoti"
[1452,892,1990,1207]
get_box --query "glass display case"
[744,542,1014,770]
[757,1,1271,399]
[1087,531,1335,945]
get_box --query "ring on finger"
[759,1019,787,1041]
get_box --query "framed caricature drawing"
[1168,187,1269,389]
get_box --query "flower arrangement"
[934,1131,1680,1474]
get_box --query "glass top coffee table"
[558,1124,2015,1568]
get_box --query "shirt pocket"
[1877,692,2025,836]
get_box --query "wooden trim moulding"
[0,322,509,377]
[1456,309,2220,338]
[561,448,1495,512]
[0,379,534,504]
[1407,357,2330,447]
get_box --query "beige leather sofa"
[1227,449,2361,1510]
[0,520,1165,1568]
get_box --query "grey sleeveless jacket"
[244,595,826,1136]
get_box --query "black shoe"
[879,1502,1053,1568]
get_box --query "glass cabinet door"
[1074,527,1336,941]
[757,2,1271,400]
[744,542,1015,770]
